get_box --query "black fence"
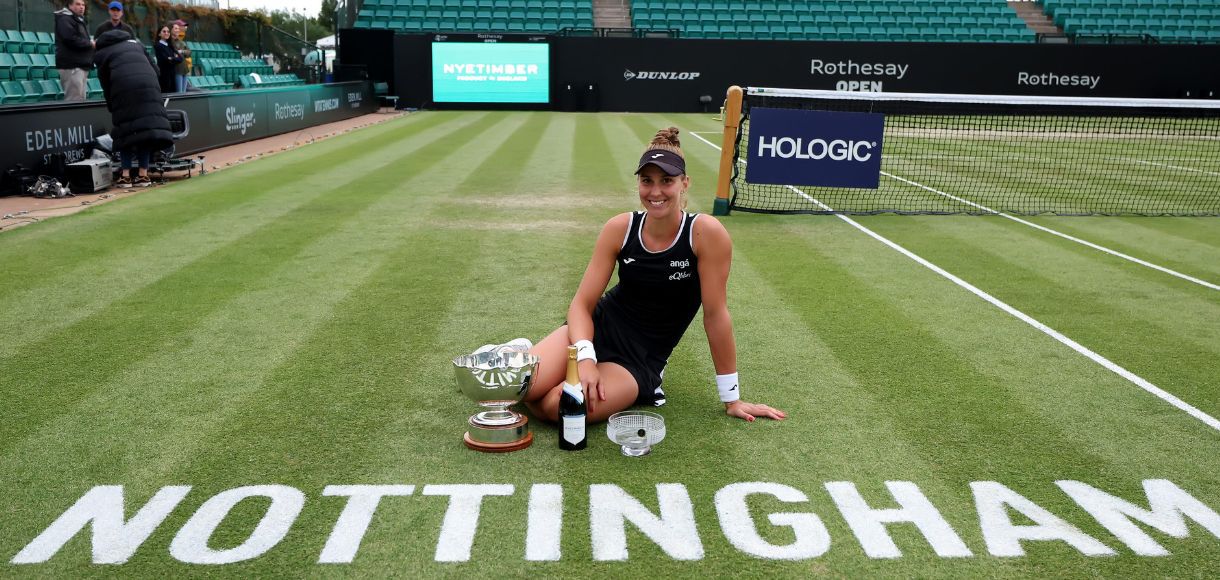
[338,29,1220,112]
[1,81,375,195]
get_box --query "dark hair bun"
[650,127,681,148]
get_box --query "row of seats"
[1044,0,1200,8]
[185,41,242,61]
[677,23,1031,42]
[363,0,583,8]
[634,0,1032,42]
[241,73,305,88]
[197,58,274,83]
[0,30,55,55]
[637,0,1015,16]
[0,53,59,81]
[1044,0,1220,42]
[357,15,594,31]
[356,0,593,32]
[0,53,102,81]
[191,75,233,90]
[0,78,108,103]
[639,14,1029,29]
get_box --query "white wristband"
[573,340,597,363]
[716,372,740,403]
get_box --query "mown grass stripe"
[0,112,531,485]
[570,114,624,194]
[0,114,484,359]
[1028,217,1220,280]
[0,113,435,261]
[880,171,1220,291]
[88,114,558,572]
[0,112,514,456]
[861,217,1220,415]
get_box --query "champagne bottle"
[559,345,587,450]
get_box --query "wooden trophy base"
[464,415,533,452]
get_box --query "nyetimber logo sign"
[7,479,1219,565]
[624,69,701,81]
[224,106,256,135]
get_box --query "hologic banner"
[745,107,885,189]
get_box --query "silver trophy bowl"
[452,350,539,451]
[607,411,666,457]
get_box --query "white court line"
[692,130,1218,290]
[689,130,1220,432]
[1129,158,1220,179]
[880,171,1220,292]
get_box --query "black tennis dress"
[592,210,703,406]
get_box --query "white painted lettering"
[421,484,513,562]
[318,485,414,564]
[1058,479,1220,556]
[715,482,829,560]
[972,481,1114,557]
[169,485,304,564]
[590,484,703,561]
[526,484,563,561]
[11,485,190,564]
[825,481,971,559]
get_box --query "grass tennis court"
[1,111,1218,577]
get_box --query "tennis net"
[720,87,1220,216]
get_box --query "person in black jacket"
[95,2,136,40]
[54,0,94,101]
[153,24,182,94]
[94,29,173,188]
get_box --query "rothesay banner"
[745,107,885,189]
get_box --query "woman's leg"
[521,325,571,404]
[522,325,639,423]
[137,147,150,177]
[527,362,639,424]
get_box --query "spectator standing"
[180,21,193,76]
[172,19,191,93]
[54,0,93,101]
[154,24,182,94]
[94,2,135,40]
[94,29,173,188]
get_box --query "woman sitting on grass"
[489,127,786,425]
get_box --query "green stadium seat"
[9,53,32,81]
[36,31,54,52]
[37,78,61,101]
[0,53,13,81]
[2,80,32,103]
